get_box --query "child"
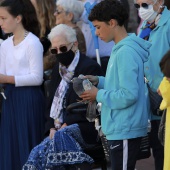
[80,0,151,169]
[0,0,45,169]
[157,50,170,170]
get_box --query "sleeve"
[44,65,60,136]
[97,76,105,89]
[96,49,139,109]
[15,40,44,86]
[159,77,170,110]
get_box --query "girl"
[0,0,45,169]
[158,50,170,170]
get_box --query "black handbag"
[147,84,163,116]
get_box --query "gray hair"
[48,24,77,42]
[56,0,84,23]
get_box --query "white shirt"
[0,32,44,87]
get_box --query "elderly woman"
[55,0,86,54]
[22,24,103,170]
[135,0,170,169]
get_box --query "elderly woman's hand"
[49,123,68,139]
[60,123,67,129]
[49,128,56,139]
[80,86,98,102]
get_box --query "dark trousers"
[150,120,164,170]
[108,137,141,170]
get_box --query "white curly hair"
[48,24,77,42]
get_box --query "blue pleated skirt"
[23,124,94,170]
[0,84,45,170]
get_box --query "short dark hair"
[160,50,170,77]
[88,0,129,26]
[0,0,40,37]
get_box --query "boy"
[80,0,151,169]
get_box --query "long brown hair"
[0,0,40,37]
[34,0,56,38]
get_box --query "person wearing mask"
[23,24,103,170]
[134,0,170,169]
[80,0,151,169]
[0,0,45,170]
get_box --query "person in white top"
[0,0,45,170]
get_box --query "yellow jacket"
[159,77,170,170]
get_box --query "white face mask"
[139,3,158,23]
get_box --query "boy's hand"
[80,86,98,102]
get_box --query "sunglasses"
[134,3,149,9]
[55,9,64,15]
[50,43,72,55]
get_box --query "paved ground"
[136,155,154,170]
[93,155,155,170]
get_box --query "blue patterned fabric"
[23,124,94,170]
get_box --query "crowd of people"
[0,0,169,170]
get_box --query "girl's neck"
[13,29,28,46]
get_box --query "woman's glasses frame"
[54,9,65,15]
[134,3,149,9]
[50,42,73,55]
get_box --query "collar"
[141,6,170,30]
[157,6,170,27]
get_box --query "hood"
[113,33,151,62]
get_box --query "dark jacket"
[45,53,103,144]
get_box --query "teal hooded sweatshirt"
[96,33,151,140]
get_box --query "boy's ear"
[109,19,117,28]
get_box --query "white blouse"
[0,32,44,87]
